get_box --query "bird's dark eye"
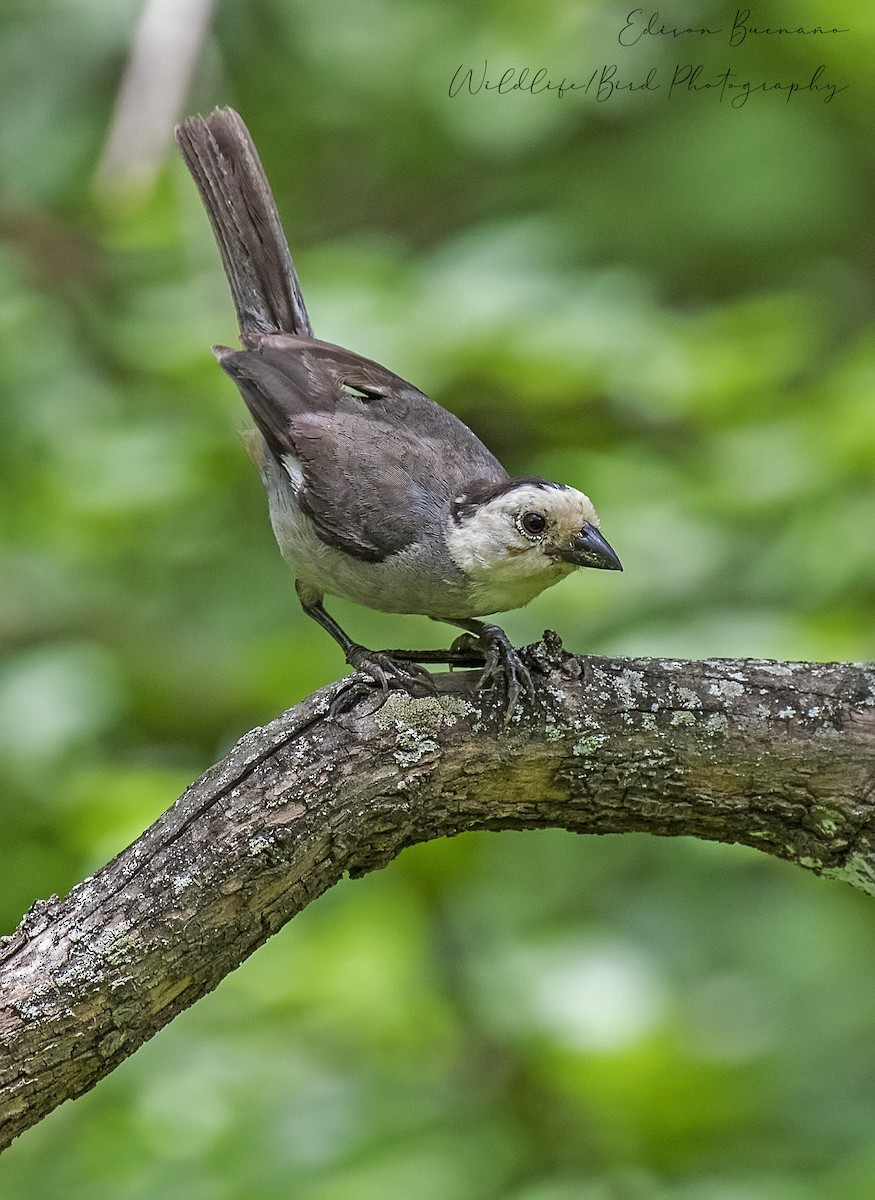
[520,511,547,537]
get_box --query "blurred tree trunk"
[1,641,873,1151]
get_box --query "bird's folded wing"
[216,338,507,562]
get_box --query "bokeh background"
[1,0,874,1196]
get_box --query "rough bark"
[1,640,874,1151]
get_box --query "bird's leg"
[440,618,535,720]
[299,595,436,695]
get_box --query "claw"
[345,644,436,701]
[473,624,535,722]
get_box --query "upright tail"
[175,107,312,338]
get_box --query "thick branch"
[1,642,874,1150]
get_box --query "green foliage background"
[1,0,874,1195]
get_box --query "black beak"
[559,523,622,572]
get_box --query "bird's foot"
[346,643,435,697]
[330,646,435,718]
[467,624,535,722]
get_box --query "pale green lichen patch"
[543,720,566,743]
[248,833,275,856]
[375,691,471,732]
[372,692,468,768]
[670,711,697,727]
[613,669,645,709]
[391,726,440,767]
[824,851,875,897]
[703,712,729,736]
[573,733,608,756]
[708,679,745,699]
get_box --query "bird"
[175,107,621,715]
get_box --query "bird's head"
[445,476,621,614]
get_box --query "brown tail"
[175,107,312,338]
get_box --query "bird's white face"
[444,481,620,615]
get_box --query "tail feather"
[175,107,312,338]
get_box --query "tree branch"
[1,639,874,1151]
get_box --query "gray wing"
[216,334,508,561]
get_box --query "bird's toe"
[345,644,436,699]
[475,625,535,722]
